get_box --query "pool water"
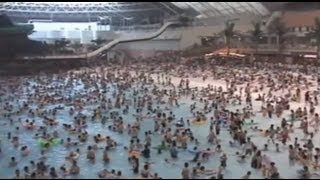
[0,71,318,179]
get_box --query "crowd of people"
[1,53,320,179]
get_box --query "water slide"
[86,21,180,59]
[21,21,180,60]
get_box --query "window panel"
[220,9,232,14]
[209,2,225,10]
[217,2,229,10]
[237,2,249,6]
[200,3,216,14]
[204,2,223,16]
[170,2,188,9]
[228,2,242,8]
[248,2,269,15]
[195,3,207,11]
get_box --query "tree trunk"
[255,41,258,54]
[277,35,281,54]
[226,38,230,55]
[317,45,320,61]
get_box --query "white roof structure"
[0,2,159,13]
[171,2,270,18]
[0,2,270,17]
[0,2,273,24]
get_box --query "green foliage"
[0,24,34,35]
[311,17,320,46]
[71,42,83,53]
[267,17,288,44]
[223,21,235,55]
[0,14,14,27]
[267,17,288,53]
[54,38,71,50]
[250,21,263,43]
[72,42,82,49]
[0,15,48,58]
[91,38,107,46]
[224,21,235,39]
[307,17,320,58]
[0,14,34,35]
[250,21,263,53]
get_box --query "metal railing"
[21,54,87,60]
[86,21,180,58]
[112,24,162,32]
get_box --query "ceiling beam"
[158,2,180,15]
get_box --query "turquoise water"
[0,71,315,179]
[0,76,218,179]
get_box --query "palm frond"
[268,17,288,43]
[222,21,236,55]
[251,22,263,40]
[314,17,320,29]
[224,22,235,37]
[311,17,320,45]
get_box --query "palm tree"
[250,21,263,53]
[267,17,288,54]
[308,17,320,60]
[54,38,71,53]
[223,21,235,55]
[72,42,83,53]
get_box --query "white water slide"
[86,21,180,59]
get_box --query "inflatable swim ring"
[38,138,60,147]
[51,138,60,145]
[23,124,35,129]
[191,119,208,125]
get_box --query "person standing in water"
[181,162,190,179]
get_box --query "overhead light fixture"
[304,54,317,58]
